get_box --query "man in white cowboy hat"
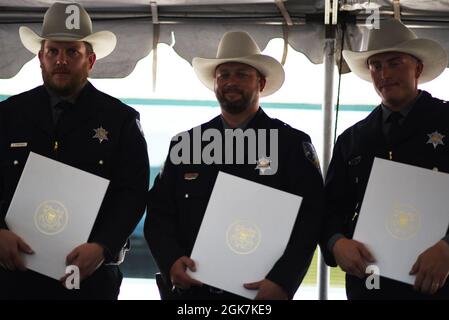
[321,19,449,299]
[0,2,149,299]
[145,31,324,300]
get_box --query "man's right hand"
[333,238,375,278]
[169,256,203,290]
[0,229,34,271]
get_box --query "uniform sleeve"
[319,136,351,267]
[144,142,185,282]
[265,134,324,299]
[89,111,149,259]
[0,107,6,230]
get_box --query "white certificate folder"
[188,171,303,299]
[5,152,109,280]
[353,157,449,285]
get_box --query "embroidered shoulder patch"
[302,142,321,173]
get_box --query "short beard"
[216,89,251,115]
[41,63,89,97]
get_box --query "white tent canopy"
[1,0,449,79]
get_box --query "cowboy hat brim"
[19,26,117,59]
[192,54,285,97]
[343,38,448,83]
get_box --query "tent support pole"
[318,26,336,301]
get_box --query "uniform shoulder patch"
[302,141,321,173]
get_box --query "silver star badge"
[255,157,271,175]
[93,126,109,143]
[426,131,445,149]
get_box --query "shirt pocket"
[176,169,215,240]
[1,148,30,202]
[73,158,111,179]
[178,171,213,206]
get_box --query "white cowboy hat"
[19,1,116,59]
[192,31,285,97]
[343,19,448,83]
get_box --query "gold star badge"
[93,126,109,143]
[255,157,271,175]
[426,131,445,149]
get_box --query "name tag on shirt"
[10,142,28,148]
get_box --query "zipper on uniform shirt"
[53,140,59,153]
[389,150,393,160]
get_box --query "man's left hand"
[60,243,105,285]
[410,240,449,295]
[244,279,288,300]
